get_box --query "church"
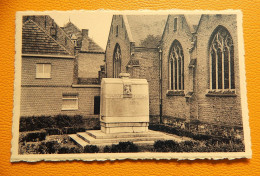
[105,14,243,135]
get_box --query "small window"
[116,25,119,37]
[36,63,51,78]
[62,94,78,110]
[108,39,110,48]
[173,17,177,31]
[94,96,100,114]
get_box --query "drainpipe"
[159,48,163,124]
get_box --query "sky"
[48,11,201,50]
[50,12,113,50]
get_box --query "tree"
[140,35,161,48]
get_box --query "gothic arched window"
[113,44,121,78]
[209,26,235,90]
[169,40,184,90]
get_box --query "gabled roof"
[81,37,104,53]
[184,15,201,33]
[22,20,72,56]
[124,15,167,47]
[62,21,82,37]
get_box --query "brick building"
[105,15,167,117]
[160,14,242,127]
[21,15,104,118]
[62,22,105,81]
[106,14,243,133]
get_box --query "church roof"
[124,15,168,47]
[22,20,72,56]
[184,15,201,33]
[81,37,104,53]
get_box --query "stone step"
[77,132,173,145]
[85,130,162,139]
[69,134,88,148]
[133,140,155,145]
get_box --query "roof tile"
[22,20,72,56]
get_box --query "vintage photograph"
[11,10,251,162]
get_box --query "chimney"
[82,29,89,38]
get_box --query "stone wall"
[160,15,193,120]
[159,14,243,127]
[134,48,160,117]
[195,14,242,126]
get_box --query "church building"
[105,14,243,134]
[105,15,167,118]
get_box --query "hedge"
[103,142,139,153]
[19,115,85,132]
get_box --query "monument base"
[69,130,187,148]
[100,122,149,133]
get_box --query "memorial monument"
[70,73,182,147]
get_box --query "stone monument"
[70,73,183,147]
[100,73,149,133]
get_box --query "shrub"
[19,115,85,132]
[62,127,86,134]
[45,128,61,135]
[58,147,81,154]
[19,116,54,132]
[37,141,59,154]
[154,140,179,152]
[104,142,139,153]
[55,115,73,128]
[84,145,99,153]
[103,146,112,153]
[20,130,47,142]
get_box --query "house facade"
[21,16,104,118]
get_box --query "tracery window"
[169,40,184,90]
[113,44,121,78]
[209,26,235,90]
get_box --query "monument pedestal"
[100,73,149,134]
[69,130,185,147]
[70,73,188,148]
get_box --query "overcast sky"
[50,12,113,50]
[48,11,201,50]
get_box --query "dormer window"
[173,17,177,31]
[50,23,57,39]
[71,34,78,47]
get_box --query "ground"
[19,130,244,154]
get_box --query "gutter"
[159,47,163,124]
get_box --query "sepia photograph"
[11,10,251,162]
